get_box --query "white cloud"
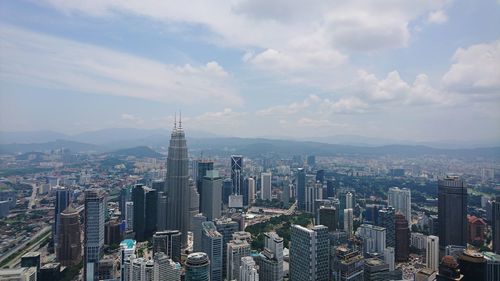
[0,24,242,106]
[120,113,144,124]
[256,95,321,116]
[442,40,500,95]
[427,10,448,24]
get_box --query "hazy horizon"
[1,0,499,144]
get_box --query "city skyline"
[0,0,499,143]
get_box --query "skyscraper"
[290,225,329,281]
[185,252,211,281]
[231,155,244,195]
[227,239,251,281]
[395,213,410,262]
[57,205,82,267]
[156,192,167,231]
[192,213,207,252]
[201,170,222,220]
[120,239,136,281]
[84,189,105,281]
[378,207,396,248]
[166,118,190,247]
[356,224,386,254]
[345,192,353,209]
[125,201,134,232]
[215,218,239,280]
[154,252,181,281]
[263,232,283,280]
[240,256,259,281]
[53,186,71,248]
[388,187,411,226]
[492,195,500,254]
[132,184,146,242]
[152,230,181,262]
[196,160,214,206]
[319,206,337,232]
[297,168,306,211]
[427,235,439,271]
[247,177,256,206]
[344,208,354,239]
[144,188,157,239]
[305,181,322,214]
[201,222,223,281]
[261,172,272,201]
[438,176,468,250]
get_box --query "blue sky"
[0,0,499,143]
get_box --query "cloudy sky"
[0,0,499,143]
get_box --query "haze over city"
[1,0,499,144]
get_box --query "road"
[0,226,51,268]
[28,183,38,210]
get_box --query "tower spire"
[179,110,182,129]
[174,113,177,129]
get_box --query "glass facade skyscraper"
[290,225,329,281]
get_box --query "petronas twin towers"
[166,117,190,247]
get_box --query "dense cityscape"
[0,120,499,281]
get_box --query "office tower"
[223,178,233,205]
[20,252,40,271]
[319,206,337,232]
[384,247,395,271]
[281,182,290,208]
[120,239,136,281]
[231,155,244,196]
[388,187,411,226]
[305,181,322,213]
[53,186,71,248]
[484,252,500,281]
[316,169,325,183]
[344,208,353,239]
[255,232,281,281]
[120,188,130,221]
[332,246,364,281]
[152,230,181,262]
[247,177,256,205]
[154,252,181,281]
[125,202,134,231]
[262,232,283,280]
[133,185,157,241]
[201,222,223,281]
[227,239,251,281]
[185,252,211,281]
[215,218,239,279]
[326,179,335,198]
[105,219,122,246]
[438,176,468,250]
[127,257,154,281]
[196,160,214,205]
[156,192,167,231]
[457,249,485,281]
[192,213,207,252]
[345,192,353,209]
[297,168,306,210]
[240,256,259,281]
[307,155,315,167]
[356,224,386,254]
[492,196,500,254]
[437,256,463,281]
[84,189,105,281]
[200,170,222,220]
[364,258,389,281]
[290,225,329,281]
[395,213,410,262]
[57,205,82,267]
[427,235,439,271]
[261,172,272,201]
[39,263,62,281]
[378,207,396,247]
[166,119,190,248]
[189,185,200,229]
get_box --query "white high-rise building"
[125,202,134,231]
[344,208,353,238]
[356,224,386,254]
[305,182,323,213]
[120,239,136,281]
[426,235,439,271]
[384,247,395,271]
[388,187,411,226]
[346,192,353,209]
[154,252,181,281]
[264,232,283,280]
[248,177,256,205]
[261,172,272,201]
[240,256,259,281]
[227,239,251,281]
[84,189,105,281]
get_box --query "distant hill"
[0,139,103,154]
[108,146,164,158]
